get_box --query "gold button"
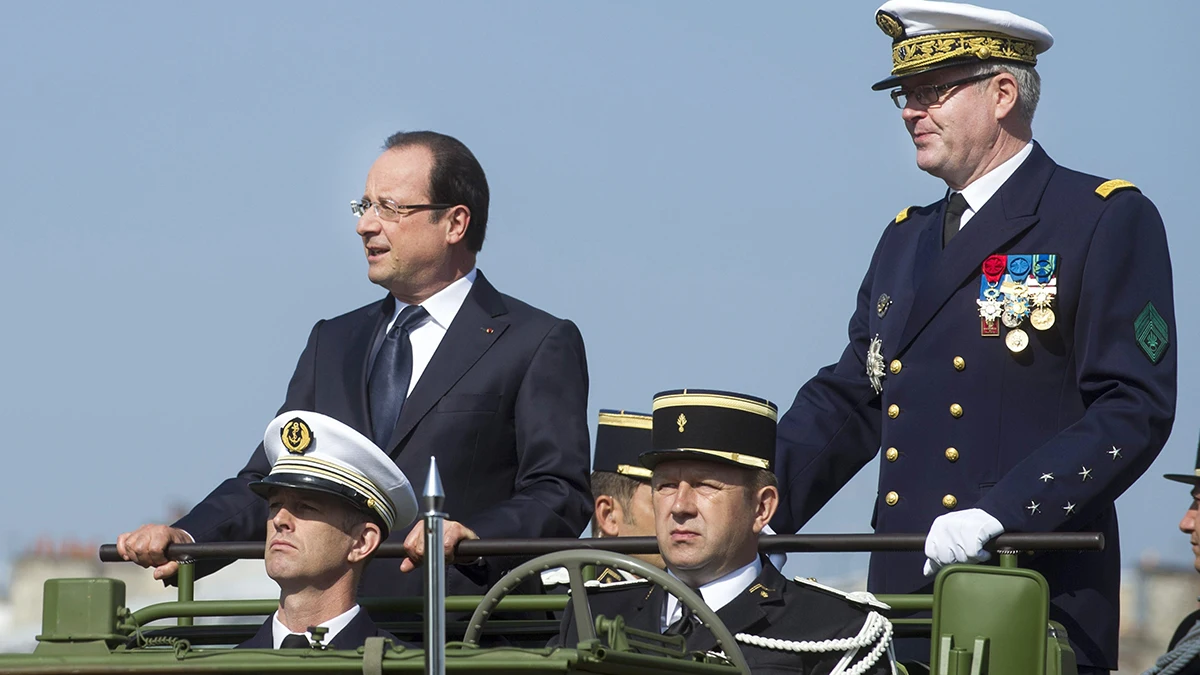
[953,356,966,371]
[885,491,899,506]
[886,447,899,462]
[950,403,963,418]
[888,404,900,419]
[942,494,958,509]
[945,447,959,462]
[889,359,902,375]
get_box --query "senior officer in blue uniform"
[771,2,1176,672]
[557,390,895,675]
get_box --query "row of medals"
[977,276,1056,353]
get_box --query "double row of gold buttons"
[882,356,967,510]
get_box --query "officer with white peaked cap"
[773,1,1175,672]
[237,411,419,649]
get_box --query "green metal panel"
[36,578,125,643]
[930,565,1049,675]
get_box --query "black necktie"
[280,633,311,649]
[368,304,429,446]
[664,599,699,638]
[943,192,969,248]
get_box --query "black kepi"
[592,410,653,480]
[1164,432,1200,486]
[640,389,777,471]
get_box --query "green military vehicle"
[0,530,1096,675]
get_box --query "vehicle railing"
[97,532,1103,629]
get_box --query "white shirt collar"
[663,557,762,631]
[388,268,477,332]
[271,604,361,649]
[954,141,1034,229]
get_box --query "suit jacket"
[237,607,397,649]
[175,271,593,598]
[555,560,892,675]
[772,143,1177,669]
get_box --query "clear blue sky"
[1,1,1196,583]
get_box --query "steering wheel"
[463,549,750,674]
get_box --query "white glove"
[922,508,1004,577]
[761,523,788,571]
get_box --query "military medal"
[1028,254,1058,331]
[977,255,1006,337]
[1000,277,1030,328]
[1005,327,1029,352]
[866,335,885,394]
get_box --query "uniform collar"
[663,556,762,629]
[271,604,361,649]
[956,141,1034,216]
[388,268,477,331]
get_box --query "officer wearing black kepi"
[1144,435,1200,675]
[556,390,895,674]
[771,1,1176,673]
[542,409,660,590]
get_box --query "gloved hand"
[761,523,788,571]
[922,508,1004,577]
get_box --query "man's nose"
[670,484,697,517]
[356,209,381,237]
[901,103,924,124]
[1180,505,1198,534]
[272,507,294,530]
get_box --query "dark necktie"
[664,599,699,638]
[280,633,311,649]
[368,304,429,446]
[942,192,969,248]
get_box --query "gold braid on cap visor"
[892,31,1037,76]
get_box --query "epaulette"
[583,578,648,590]
[893,206,918,224]
[540,567,570,587]
[1095,179,1139,200]
[791,576,891,610]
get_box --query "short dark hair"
[383,130,490,252]
[590,470,645,536]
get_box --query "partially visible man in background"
[1144,436,1200,675]
[118,130,592,601]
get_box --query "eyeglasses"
[889,72,1000,109]
[351,198,453,222]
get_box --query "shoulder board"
[1095,179,1139,200]
[893,206,918,224]
[791,576,891,610]
[584,578,649,591]
[540,567,570,587]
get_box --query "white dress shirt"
[376,268,477,396]
[271,604,361,649]
[662,557,763,632]
[953,141,1034,229]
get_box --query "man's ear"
[992,71,1020,122]
[594,495,623,538]
[751,486,779,534]
[443,205,471,245]
[348,522,383,563]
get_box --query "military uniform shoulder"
[789,576,891,611]
[584,577,649,591]
[1094,178,1140,200]
[891,201,938,225]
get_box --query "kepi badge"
[281,418,313,454]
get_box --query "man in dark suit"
[117,130,593,599]
[238,411,416,649]
[557,390,894,675]
[1144,436,1200,675]
[771,2,1176,672]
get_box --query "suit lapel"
[327,608,374,649]
[385,272,510,452]
[894,143,1056,356]
[236,616,275,649]
[345,297,393,435]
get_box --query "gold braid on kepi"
[593,409,654,480]
[892,30,1037,77]
[641,389,778,472]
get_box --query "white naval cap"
[872,0,1053,90]
[250,411,418,537]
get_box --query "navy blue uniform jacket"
[772,144,1176,669]
[174,271,593,599]
[237,608,397,649]
[554,560,892,675]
